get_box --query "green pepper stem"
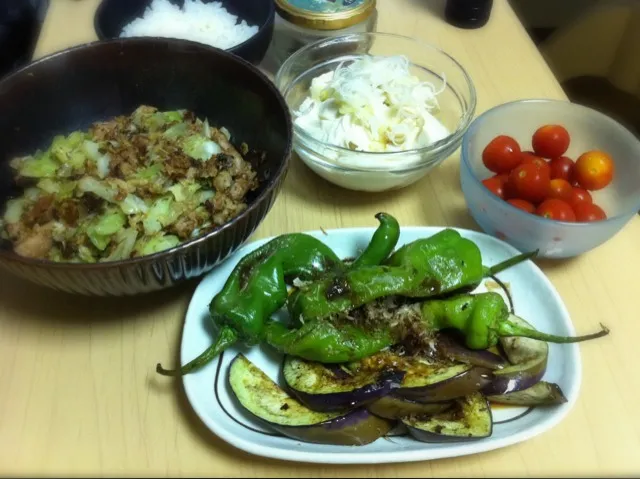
[486,250,539,277]
[498,320,610,344]
[351,212,400,269]
[156,326,239,377]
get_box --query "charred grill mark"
[238,264,253,290]
[420,277,441,295]
[325,276,351,300]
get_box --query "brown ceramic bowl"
[0,38,292,296]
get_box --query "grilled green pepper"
[155,213,398,376]
[287,229,536,321]
[350,212,400,268]
[156,233,343,376]
[417,291,609,350]
[264,319,395,363]
[265,292,609,363]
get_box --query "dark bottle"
[0,0,42,78]
[445,0,494,29]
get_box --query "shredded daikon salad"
[294,55,450,154]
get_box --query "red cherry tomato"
[549,156,575,182]
[508,162,551,204]
[536,198,576,222]
[532,124,571,159]
[495,173,509,184]
[482,135,522,174]
[574,202,607,222]
[521,155,551,178]
[574,150,615,190]
[547,179,573,201]
[507,198,535,214]
[502,174,518,200]
[520,151,538,160]
[482,175,507,199]
[568,187,592,209]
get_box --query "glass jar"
[269,0,378,69]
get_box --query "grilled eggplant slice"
[436,332,507,370]
[396,364,493,403]
[367,394,451,420]
[487,381,568,406]
[339,351,492,403]
[229,354,393,445]
[395,360,493,403]
[403,392,493,443]
[283,355,404,412]
[483,315,548,395]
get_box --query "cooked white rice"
[120,0,259,50]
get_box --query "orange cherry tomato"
[547,179,573,201]
[574,150,615,190]
[549,156,575,182]
[482,135,522,174]
[508,162,551,204]
[536,198,576,222]
[507,198,535,214]
[574,202,607,222]
[568,187,592,209]
[532,124,571,159]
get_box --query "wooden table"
[2,0,639,476]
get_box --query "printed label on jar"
[287,0,368,14]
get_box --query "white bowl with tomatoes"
[460,99,640,258]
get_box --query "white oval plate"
[180,227,581,464]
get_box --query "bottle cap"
[275,0,376,31]
[445,0,493,29]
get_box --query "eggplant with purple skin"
[229,354,393,446]
[282,355,405,412]
[343,352,497,403]
[343,351,493,403]
[367,394,451,420]
[487,381,568,406]
[435,332,507,370]
[482,315,548,396]
[395,363,493,403]
[402,392,493,443]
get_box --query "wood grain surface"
[1,0,639,476]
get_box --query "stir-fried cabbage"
[18,153,59,178]
[137,234,181,256]
[86,209,126,250]
[3,199,25,224]
[1,105,260,263]
[181,134,223,161]
[103,228,139,262]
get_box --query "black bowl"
[94,0,275,65]
[0,0,49,77]
[0,37,292,296]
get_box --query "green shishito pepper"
[156,233,343,376]
[156,213,399,377]
[287,229,537,321]
[264,319,395,363]
[419,292,609,350]
[350,212,400,269]
[264,292,609,363]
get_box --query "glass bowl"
[460,99,640,259]
[274,32,476,192]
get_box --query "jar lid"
[275,0,376,31]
